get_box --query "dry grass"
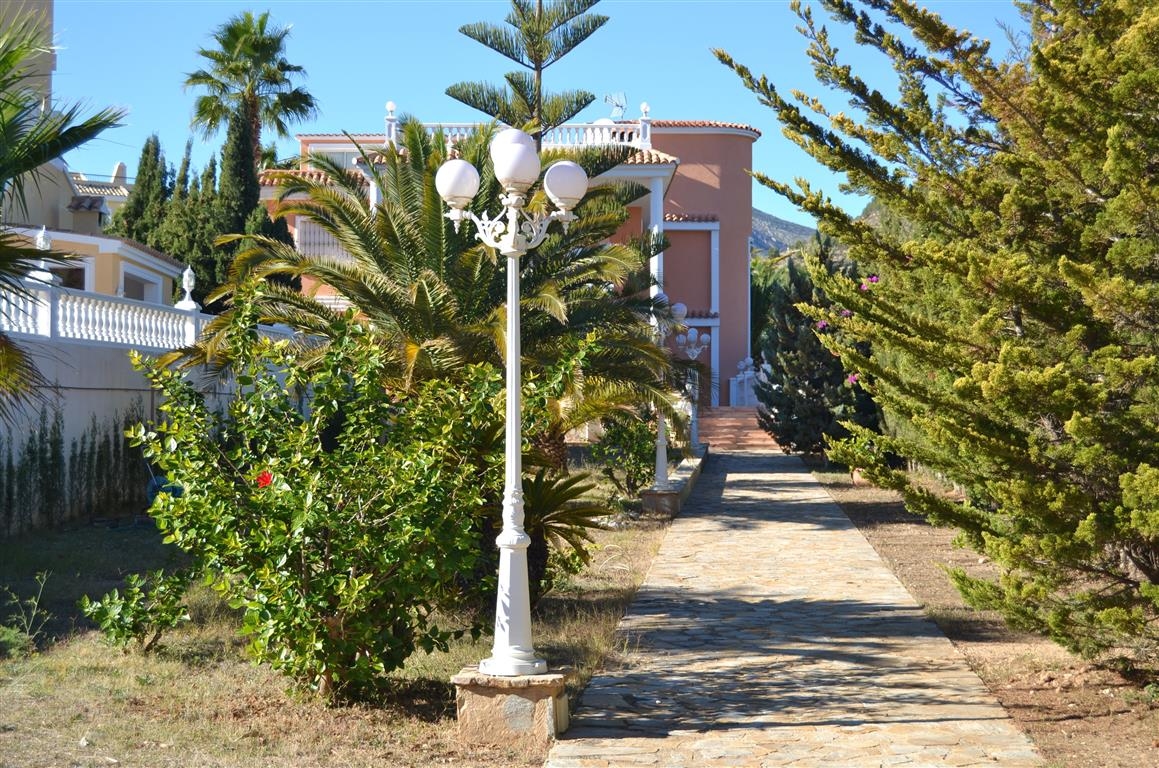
[0,501,670,768]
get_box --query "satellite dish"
[604,92,627,120]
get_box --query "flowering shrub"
[128,313,503,701]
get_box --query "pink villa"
[263,103,760,406]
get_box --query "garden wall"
[0,339,229,537]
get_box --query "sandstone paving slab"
[544,449,1044,768]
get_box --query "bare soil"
[811,462,1159,768]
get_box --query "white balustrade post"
[385,101,398,147]
[174,266,201,346]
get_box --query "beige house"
[1,0,181,305]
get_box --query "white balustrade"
[0,279,227,352]
[417,121,644,150]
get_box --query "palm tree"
[184,10,318,170]
[175,120,683,450]
[0,10,124,424]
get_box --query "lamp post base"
[452,666,568,746]
[479,653,547,676]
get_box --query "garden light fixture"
[436,128,587,677]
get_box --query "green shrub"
[129,312,501,702]
[79,569,192,653]
[590,409,656,498]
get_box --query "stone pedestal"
[641,487,680,516]
[451,666,568,746]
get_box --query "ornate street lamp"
[671,302,709,447]
[435,128,587,676]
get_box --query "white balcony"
[1,279,290,352]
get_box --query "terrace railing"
[1,279,291,352]
[411,120,649,151]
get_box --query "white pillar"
[710,326,720,407]
[710,229,720,316]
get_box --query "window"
[123,274,148,301]
[119,264,162,304]
[51,266,85,290]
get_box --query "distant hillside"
[751,208,816,253]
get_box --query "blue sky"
[53,0,1022,227]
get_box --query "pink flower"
[255,470,273,488]
[839,309,853,317]
[859,283,870,291]
[815,320,829,330]
[867,274,880,283]
[846,373,860,385]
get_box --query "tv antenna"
[604,92,627,119]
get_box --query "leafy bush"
[129,313,502,701]
[590,410,656,498]
[79,569,192,653]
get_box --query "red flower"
[255,470,273,488]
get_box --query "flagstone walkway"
[544,410,1043,768]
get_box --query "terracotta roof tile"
[117,237,183,269]
[259,168,368,188]
[70,177,129,197]
[665,213,719,223]
[624,148,679,165]
[652,119,761,137]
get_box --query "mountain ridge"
[751,208,816,252]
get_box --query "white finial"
[640,102,650,118]
[385,101,399,147]
[35,225,50,251]
[175,265,200,311]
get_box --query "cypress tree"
[109,134,171,246]
[217,111,260,240]
[719,1,1159,663]
[172,139,192,200]
[446,0,608,148]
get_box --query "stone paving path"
[545,422,1043,767]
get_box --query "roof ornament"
[385,100,399,147]
[175,265,200,311]
[34,225,50,251]
[639,102,652,149]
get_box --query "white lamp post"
[672,302,709,448]
[436,128,587,677]
[652,291,674,490]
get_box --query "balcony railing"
[414,120,648,150]
[1,280,290,351]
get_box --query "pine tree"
[718,1,1159,664]
[108,134,171,246]
[755,250,875,455]
[446,0,608,148]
